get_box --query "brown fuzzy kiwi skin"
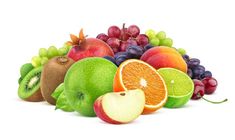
[23,88,44,102]
[40,56,74,105]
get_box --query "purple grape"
[187,58,200,68]
[187,68,193,78]
[96,33,109,42]
[127,25,140,38]
[197,65,205,71]
[116,54,128,66]
[114,52,128,59]
[143,44,154,52]
[136,34,149,47]
[126,46,144,59]
[199,71,212,79]
[103,56,117,65]
[193,66,205,79]
[108,26,121,38]
[182,54,190,62]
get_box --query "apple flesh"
[94,89,145,124]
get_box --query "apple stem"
[202,97,228,104]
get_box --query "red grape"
[120,41,129,52]
[120,23,130,41]
[108,26,121,38]
[96,33,109,42]
[106,38,120,53]
[136,34,149,47]
[127,25,140,38]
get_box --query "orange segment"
[113,59,168,114]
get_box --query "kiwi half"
[41,56,74,105]
[18,67,44,102]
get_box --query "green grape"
[47,46,58,58]
[41,57,49,65]
[177,48,186,55]
[145,29,156,40]
[160,38,173,47]
[58,47,67,56]
[156,31,166,40]
[150,38,160,46]
[39,48,48,58]
[31,56,42,67]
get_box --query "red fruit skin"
[127,25,140,38]
[120,41,129,52]
[120,28,130,41]
[202,77,218,94]
[108,26,121,38]
[140,46,187,73]
[96,33,109,42]
[136,34,149,47]
[94,96,121,124]
[67,38,114,61]
[191,79,205,100]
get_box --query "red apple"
[94,89,145,124]
[67,29,114,61]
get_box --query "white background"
[0,0,234,140]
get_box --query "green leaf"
[55,91,74,112]
[51,83,64,100]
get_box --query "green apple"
[64,57,117,117]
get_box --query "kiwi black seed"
[18,66,44,102]
[41,56,74,105]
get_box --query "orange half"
[113,59,168,114]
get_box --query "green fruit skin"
[20,63,34,78]
[164,92,193,108]
[64,57,117,117]
[18,77,23,84]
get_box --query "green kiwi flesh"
[18,66,44,102]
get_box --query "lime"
[157,68,194,108]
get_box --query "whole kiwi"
[41,56,74,105]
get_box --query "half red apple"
[94,89,145,124]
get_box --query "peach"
[140,46,187,73]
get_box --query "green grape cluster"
[145,29,187,55]
[31,43,72,67]
[145,29,173,47]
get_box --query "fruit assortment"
[17,24,227,124]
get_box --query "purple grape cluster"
[104,44,154,66]
[183,55,212,80]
